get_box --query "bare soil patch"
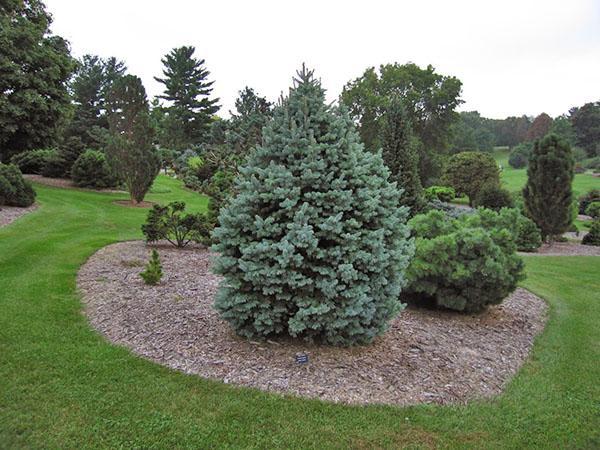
[78,241,548,407]
[113,200,155,208]
[24,174,125,193]
[0,204,38,228]
[523,241,600,256]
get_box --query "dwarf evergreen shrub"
[142,201,211,247]
[424,185,455,202]
[474,184,514,211]
[586,202,600,219]
[582,220,600,246]
[212,67,414,346]
[405,209,524,312]
[0,164,36,207]
[140,250,163,285]
[71,150,117,188]
[508,143,531,169]
[10,149,57,174]
[579,189,600,215]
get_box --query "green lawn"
[493,148,599,197]
[1,176,599,448]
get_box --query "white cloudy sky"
[45,0,600,119]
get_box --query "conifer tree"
[523,134,574,241]
[228,87,273,155]
[212,66,414,346]
[155,46,219,148]
[381,97,424,216]
[105,75,160,204]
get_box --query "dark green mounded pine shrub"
[582,220,600,246]
[142,201,211,248]
[474,207,542,253]
[140,249,163,285]
[405,209,525,312]
[40,153,68,178]
[424,185,455,202]
[71,150,117,188]
[523,134,574,241]
[212,66,414,346]
[0,163,36,207]
[508,143,532,169]
[474,184,514,211]
[586,201,600,219]
[10,149,57,174]
[579,189,600,215]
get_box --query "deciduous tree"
[0,0,76,161]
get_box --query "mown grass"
[1,176,599,448]
[492,148,598,196]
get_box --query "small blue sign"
[295,353,309,364]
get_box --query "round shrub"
[582,220,600,246]
[0,163,36,207]
[516,216,543,252]
[441,151,500,206]
[10,149,57,174]
[71,150,117,188]
[212,67,414,346]
[579,189,600,215]
[41,153,68,178]
[405,209,525,312]
[474,184,514,211]
[424,185,455,202]
[508,143,531,169]
[586,201,600,219]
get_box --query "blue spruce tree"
[212,66,414,346]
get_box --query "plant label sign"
[295,353,309,364]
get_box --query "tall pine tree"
[212,66,414,346]
[381,98,424,216]
[154,46,219,149]
[523,134,574,241]
[105,75,160,204]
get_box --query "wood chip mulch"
[0,204,37,229]
[522,241,600,256]
[78,241,548,407]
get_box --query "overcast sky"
[45,0,600,119]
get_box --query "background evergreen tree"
[155,46,219,149]
[570,101,600,157]
[523,134,574,241]
[212,66,414,346]
[381,97,424,215]
[0,0,76,161]
[105,75,160,203]
[228,87,273,155]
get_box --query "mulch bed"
[0,204,37,229]
[24,174,125,193]
[522,241,600,256]
[78,241,548,407]
[113,200,155,208]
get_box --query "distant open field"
[492,147,599,197]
